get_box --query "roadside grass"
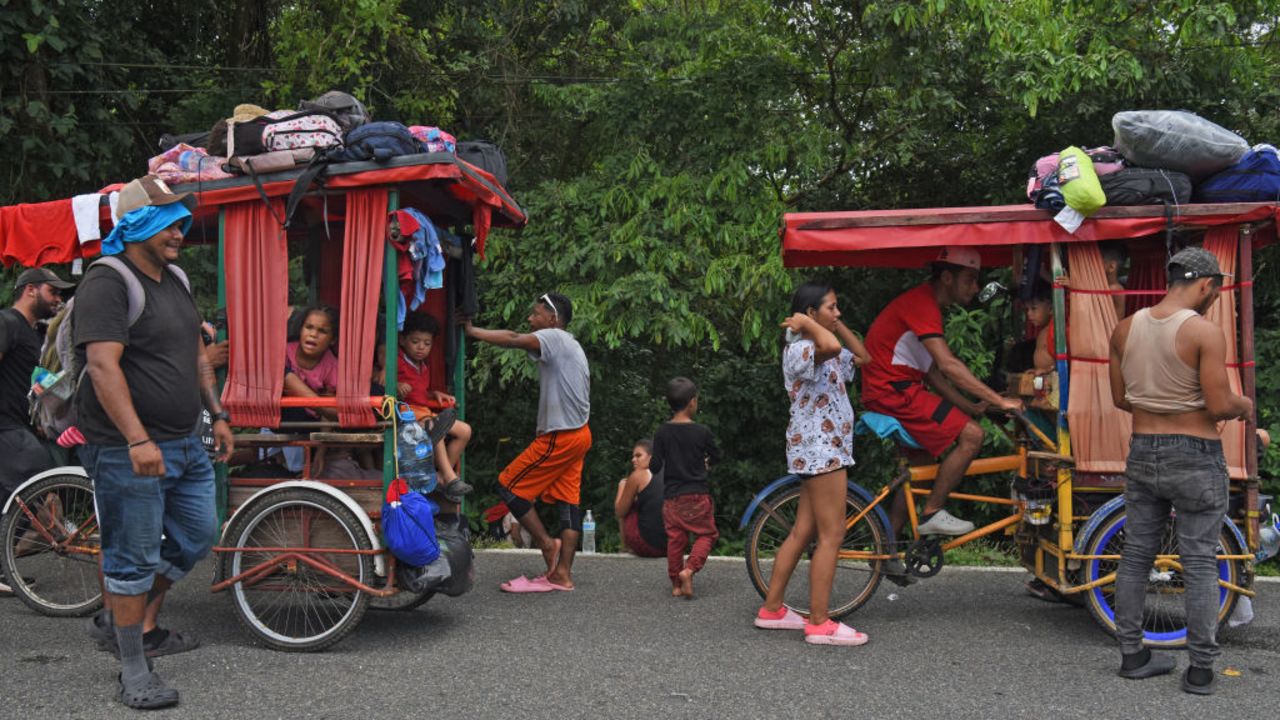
[943,539,1021,567]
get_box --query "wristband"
[128,438,153,449]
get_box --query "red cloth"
[336,188,387,427]
[0,199,78,267]
[483,502,510,524]
[220,199,289,427]
[662,494,719,581]
[861,283,944,402]
[397,350,434,406]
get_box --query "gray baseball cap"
[1168,246,1231,280]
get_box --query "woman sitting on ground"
[613,438,666,558]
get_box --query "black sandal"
[104,627,201,658]
[1025,579,1064,603]
[117,671,179,710]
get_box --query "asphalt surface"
[2,551,1277,719]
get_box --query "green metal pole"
[383,190,400,492]
[454,318,466,483]
[215,208,228,524]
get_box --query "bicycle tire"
[0,473,102,617]
[219,488,373,652]
[1081,504,1241,647]
[745,485,887,619]
[369,587,434,611]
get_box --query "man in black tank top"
[1108,247,1252,695]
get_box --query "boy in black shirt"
[651,377,722,598]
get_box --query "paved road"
[2,551,1276,719]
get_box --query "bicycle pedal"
[905,537,945,578]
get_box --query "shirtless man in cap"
[1108,246,1251,695]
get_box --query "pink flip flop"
[529,576,574,592]
[803,620,869,646]
[500,576,554,593]
[754,606,807,630]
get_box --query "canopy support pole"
[1050,242,1074,553]
[1239,224,1259,550]
[215,208,228,524]
[383,190,400,491]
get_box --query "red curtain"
[1066,244,1132,473]
[220,200,288,427]
[1203,228,1247,479]
[337,188,387,427]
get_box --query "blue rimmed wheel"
[1081,505,1241,647]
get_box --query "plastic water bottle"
[581,510,596,554]
[396,407,436,494]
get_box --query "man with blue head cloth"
[73,175,234,709]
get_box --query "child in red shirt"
[398,312,473,501]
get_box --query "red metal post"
[1239,225,1259,551]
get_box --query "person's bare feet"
[671,585,684,597]
[678,568,694,599]
[541,538,562,576]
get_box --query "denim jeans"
[82,435,216,596]
[1115,434,1228,668]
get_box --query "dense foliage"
[4,0,1280,551]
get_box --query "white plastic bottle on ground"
[582,510,596,554]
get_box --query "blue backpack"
[1194,146,1280,203]
[327,121,422,163]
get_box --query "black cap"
[14,267,75,291]
[1168,247,1232,280]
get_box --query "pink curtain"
[220,200,288,427]
[336,188,387,427]
[1066,243,1132,472]
[1202,228,1247,480]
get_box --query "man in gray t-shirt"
[464,292,591,592]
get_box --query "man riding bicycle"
[861,247,1023,542]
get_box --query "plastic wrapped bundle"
[1112,110,1248,180]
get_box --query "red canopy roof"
[0,153,525,268]
[782,203,1279,268]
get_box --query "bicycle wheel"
[745,485,887,619]
[1081,505,1241,647]
[0,472,102,617]
[369,584,434,612]
[219,488,373,652]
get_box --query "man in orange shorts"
[862,248,1022,554]
[463,292,590,592]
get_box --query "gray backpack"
[31,257,191,437]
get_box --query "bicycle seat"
[854,412,922,449]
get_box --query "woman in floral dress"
[753,281,871,646]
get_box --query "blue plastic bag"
[1195,145,1280,203]
[382,478,441,567]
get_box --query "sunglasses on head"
[539,293,559,322]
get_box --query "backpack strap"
[283,155,329,228]
[90,256,193,327]
[91,256,147,327]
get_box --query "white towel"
[108,191,121,223]
[71,193,102,243]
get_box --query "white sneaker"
[0,581,12,595]
[917,509,975,536]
